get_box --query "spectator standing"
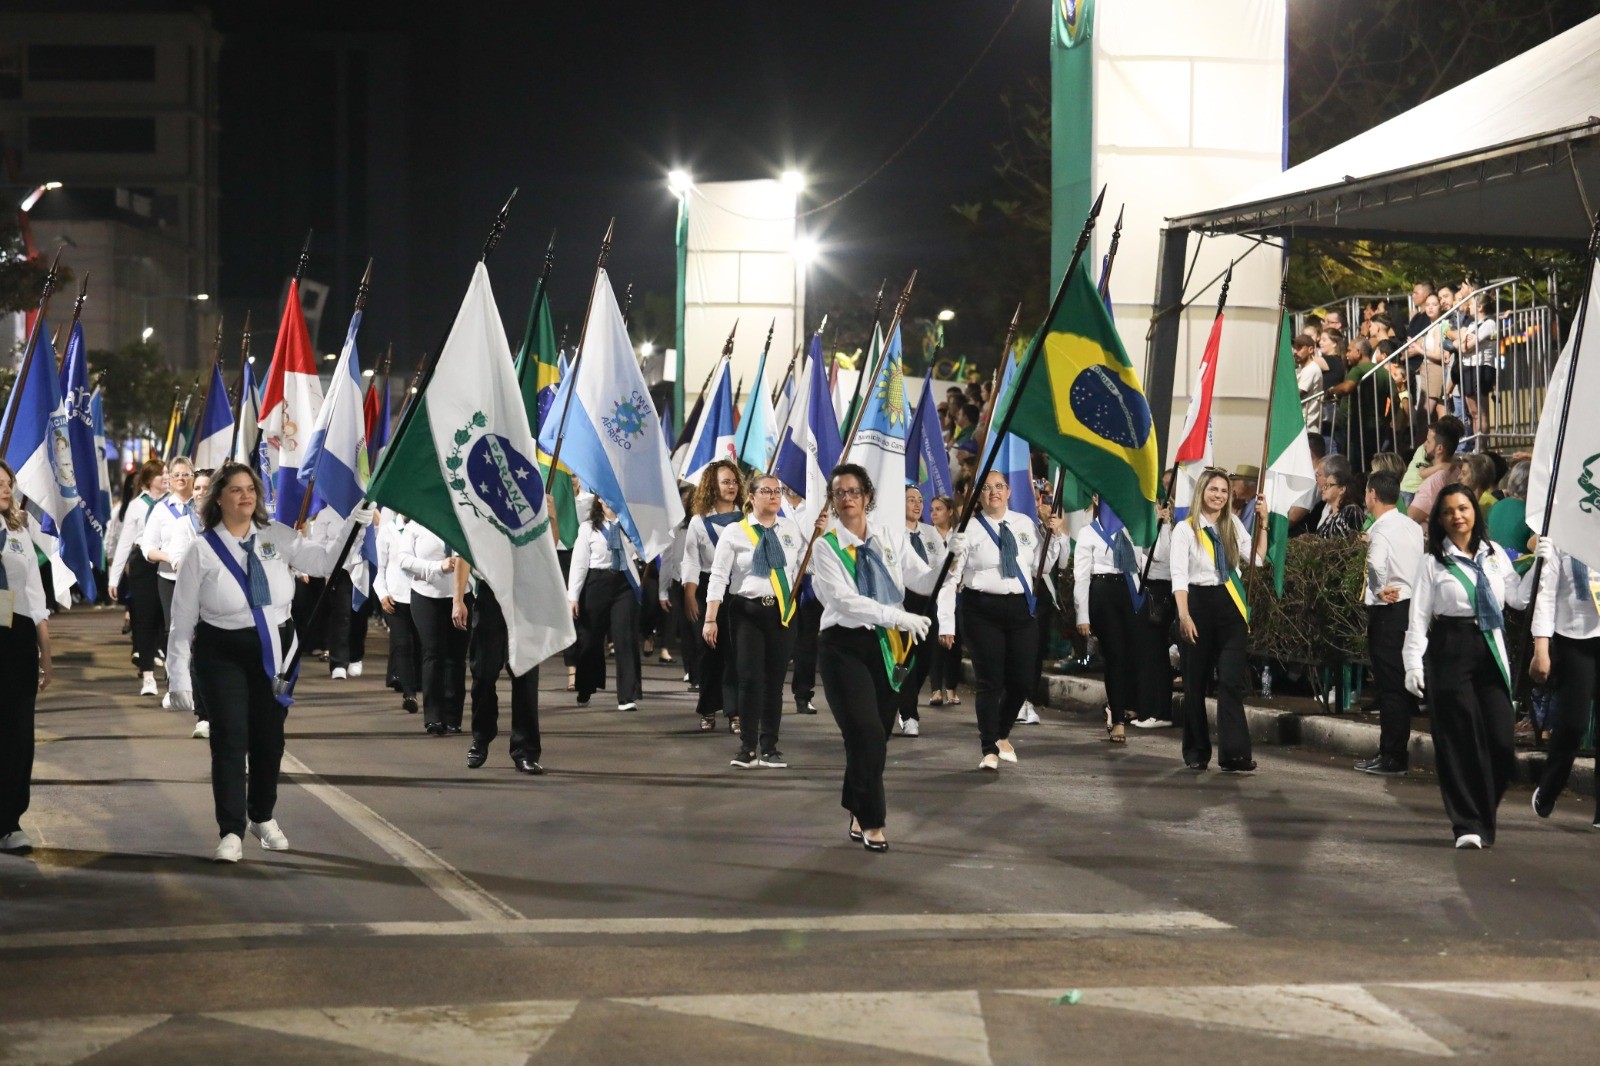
[1354,471,1424,776]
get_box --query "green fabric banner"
[1051,0,1095,284]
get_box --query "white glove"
[351,504,376,528]
[167,689,195,713]
[1536,536,1557,564]
[1404,669,1426,700]
[893,610,932,643]
[948,531,969,557]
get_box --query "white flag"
[1527,263,1600,573]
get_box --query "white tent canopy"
[1168,12,1600,246]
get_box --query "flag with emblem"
[367,262,574,673]
[848,323,909,503]
[1528,254,1600,574]
[536,269,684,559]
[257,277,323,522]
[996,259,1159,545]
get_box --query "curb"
[965,662,1596,798]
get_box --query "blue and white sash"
[202,529,299,708]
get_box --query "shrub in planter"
[1244,535,1368,666]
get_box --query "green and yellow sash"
[822,532,912,690]
[1442,559,1512,692]
[1198,526,1250,626]
[739,519,795,626]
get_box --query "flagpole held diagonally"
[841,279,888,431]
[296,257,372,527]
[227,312,254,457]
[0,247,65,459]
[765,315,829,478]
[930,185,1107,601]
[193,314,226,450]
[542,217,615,484]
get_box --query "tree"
[0,207,69,318]
[90,340,183,445]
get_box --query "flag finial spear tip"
[295,230,313,281]
[1113,202,1125,230]
[481,191,516,262]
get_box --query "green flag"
[514,273,579,549]
[1262,313,1318,595]
[996,260,1159,545]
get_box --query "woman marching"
[895,485,946,737]
[1073,496,1149,744]
[703,472,806,768]
[679,460,746,731]
[1529,537,1600,827]
[567,497,645,712]
[925,494,962,709]
[399,518,468,735]
[937,470,1065,771]
[107,458,167,697]
[1403,484,1529,848]
[138,456,199,674]
[0,462,53,854]
[165,462,369,861]
[374,511,421,714]
[1172,469,1258,773]
[811,463,932,850]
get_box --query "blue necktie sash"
[909,530,929,563]
[855,539,902,606]
[204,529,297,708]
[1094,519,1146,612]
[0,529,9,592]
[604,523,643,602]
[975,513,1034,616]
[748,522,787,579]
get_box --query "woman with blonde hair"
[0,461,53,853]
[1172,469,1256,772]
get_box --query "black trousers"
[897,590,937,722]
[469,585,540,760]
[386,599,420,698]
[125,554,163,672]
[412,593,467,729]
[930,621,963,693]
[291,576,327,655]
[557,550,580,668]
[1180,585,1251,767]
[0,617,39,835]
[1538,634,1600,819]
[820,626,897,830]
[1426,618,1515,843]
[1089,575,1142,718]
[1369,602,1418,764]
[789,591,822,705]
[728,596,796,754]
[325,570,372,669]
[679,579,703,686]
[1136,579,1175,722]
[193,623,286,839]
[158,574,209,721]
[960,591,1036,755]
[578,570,642,705]
[692,575,735,717]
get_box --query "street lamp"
[667,169,693,197]
[938,308,956,322]
[639,341,654,358]
[17,182,63,213]
[780,170,806,195]
[193,293,210,302]
[668,169,693,437]
[141,326,155,342]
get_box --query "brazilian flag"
[514,274,579,549]
[999,260,1159,545]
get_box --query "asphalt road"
[3,610,1600,1064]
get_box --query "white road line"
[0,910,1230,951]
[278,751,523,923]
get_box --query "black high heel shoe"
[863,836,889,853]
[848,819,864,843]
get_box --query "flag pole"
[1098,204,1126,300]
[770,312,823,410]
[735,318,775,466]
[963,304,1019,554]
[0,247,65,459]
[840,279,888,431]
[929,185,1107,600]
[839,273,917,451]
[765,315,829,478]
[295,257,372,527]
[159,386,180,460]
[1251,262,1292,570]
[193,315,226,453]
[784,273,918,602]
[542,216,615,484]
[227,312,253,457]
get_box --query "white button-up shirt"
[1170,516,1252,593]
[165,519,343,692]
[679,511,741,585]
[374,513,410,604]
[398,522,456,600]
[110,492,163,584]
[567,519,641,602]
[901,521,947,598]
[0,523,48,624]
[1403,540,1529,674]
[708,515,806,602]
[1531,547,1600,641]
[935,509,1063,631]
[812,521,932,631]
[139,495,201,580]
[1364,507,1425,606]
[1072,522,1147,625]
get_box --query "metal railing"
[1292,292,1411,340]
[1298,276,1555,464]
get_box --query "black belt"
[1431,616,1483,633]
[1090,573,1126,583]
[735,593,778,609]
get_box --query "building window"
[30,116,157,153]
[27,45,156,82]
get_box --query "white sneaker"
[902,717,920,737]
[330,667,348,680]
[154,651,166,668]
[161,692,172,710]
[1131,717,1170,729]
[1016,702,1041,725]
[0,830,34,851]
[348,661,364,677]
[1454,833,1484,850]
[997,740,1018,763]
[214,834,243,862]
[979,754,1000,771]
[248,819,289,851]
[139,674,158,697]
[191,720,210,740]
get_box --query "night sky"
[210,1,1045,365]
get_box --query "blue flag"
[774,334,843,532]
[980,351,1037,522]
[89,386,111,533]
[678,356,737,482]
[736,338,776,471]
[905,370,952,521]
[60,321,105,570]
[298,309,368,517]
[192,359,235,470]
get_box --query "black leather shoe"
[1219,758,1258,774]
[402,696,419,714]
[447,725,463,735]
[513,756,544,775]
[1184,761,1206,771]
[466,745,487,769]
[863,837,889,853]
[426,723,446,736]
[849,819,864,842]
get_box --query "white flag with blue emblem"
[537,268,683,559]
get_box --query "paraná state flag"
[1528,258,1600,574]
[996,259,1159,545]
[367,262,573,673]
